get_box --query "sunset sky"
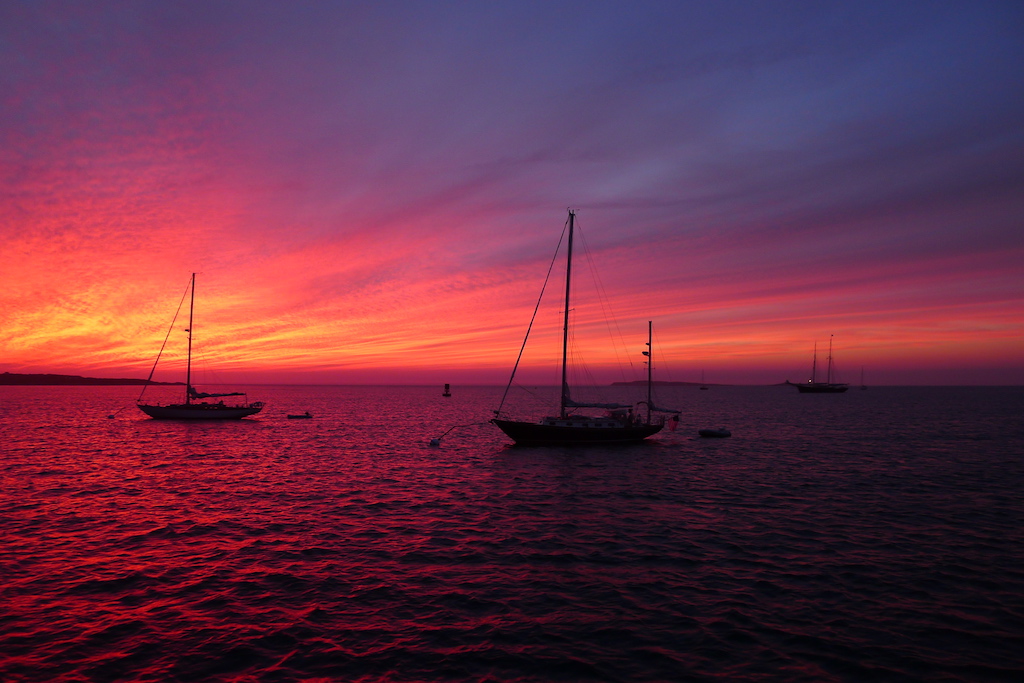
[2,1,1022,385]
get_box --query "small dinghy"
[698,427,731,438]
[287,411,313,419]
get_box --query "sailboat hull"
[793,383,849,393]
[492,419,662,446]
[138,402,263,420]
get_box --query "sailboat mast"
[186,273,195,404]
[811,341,818,383]
[827,334,834,384]
[646,320,653,424]
[560,211,575,419]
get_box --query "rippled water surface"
[2,385,1023,681]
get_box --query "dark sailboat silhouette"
[492,210,678,445]
[788,335,849,393]
[136,274,264,419]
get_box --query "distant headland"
[611,380,704,386]
[610,380,790,387]
[0,372,182,386]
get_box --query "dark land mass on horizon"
[0,374,792,388]
[1,372,182,386]
[611,380,790,387]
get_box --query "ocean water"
[2,384,1023,682]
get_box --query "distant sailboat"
[860,366,867,390]
[788,335,849,393]
[443,383,451,397]
[700,370,709,390]
[491,210,679,445]
[136,274,264,419]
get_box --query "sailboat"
[789,335,849,393]
[700,370,709,390]
[491,210,678,445]
[136,273,264,419]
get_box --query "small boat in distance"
[788,335,849,393]
[700,370,709,390]
[491,210,679,445]
[442,383,451,397]
[136,273,264,419]
[287,411,312,419]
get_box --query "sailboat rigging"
[491,210,679,445]
[136,273,264,419]
[788,335,849,393]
